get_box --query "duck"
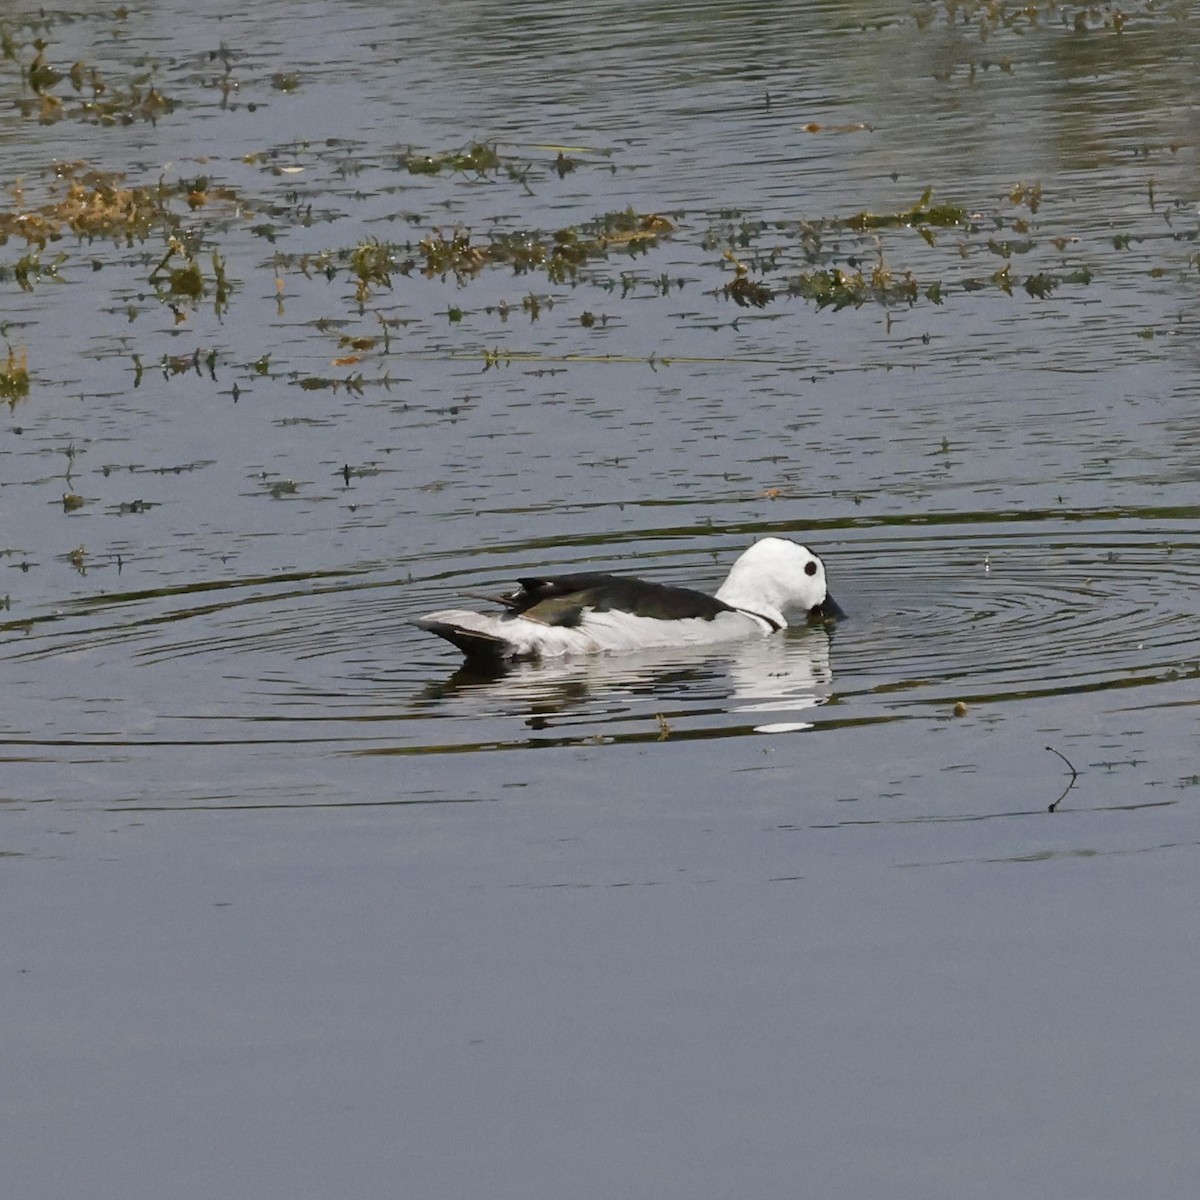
[412,537,842,663]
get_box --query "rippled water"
[3,2,1199,1197]
[7,511,1198,768]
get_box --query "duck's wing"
[413,572,742,663]
[503,572,734,625]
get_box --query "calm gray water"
[2,2,1199,1197]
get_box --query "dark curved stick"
[1046,745,1079,813]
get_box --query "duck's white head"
[715,537,843,628]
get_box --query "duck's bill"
[808,593,845,623]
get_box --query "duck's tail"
[412,610,513,662]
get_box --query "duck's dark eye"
[804,560,818,576]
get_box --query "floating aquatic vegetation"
[12,38,175,125]
[399,142,505,176]
[1040,268,1092,295]
[398,140,543,191]
[73,79,174,126]
[787,259,923,310]
[701,184,1105,312]
[845,188,967,232]
[909,1,1150,41]
[0,247,67,290]
[721,252,773,308]
[211,250,232,312]
[489,229,572,281]
[64,544,87,575]
[274,205,677,311]
[0,162,244,259]
[342,210,680,290]
[26,44,59,92]
[0,345,30,403]
[986,237,1037,257]
[148,236,201,295]
[147,239,232,316]
[349,237,397,302]
[154,347,220,379]
[580,208,675,246]
[420,229,489,282]
[292,373,367,395]
[0,168,158,247]
[1008,181,1043,214]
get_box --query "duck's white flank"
[413,536,839,662]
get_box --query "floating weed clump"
[58,175,165,243]
[350,237,396,302]
[293,372,367,395]
[15,40,174,125]
[786,259,924,310]
[910,1,1149,39]
[986,236,1037,257]
[1026,267,1093,297]
[147,239,232,316]
[704,184,1103,312]
[0,345,29,403]
[0,247,67,291]
[1008,181,1043,214]
[845,187,966,232]
[10,161,251,282]
[276,207,677,303]
[0,162,245,256]
[155,347,219,380]
[452,210,672,284]
[399,142,505,177]
[177,175,242,212]
[74,79,173,126]
[420,229,490,282]
[149,238,203,298]
[580,208,675,247]
[0,168,160,247]
[721,251,773,308]
[486,230,557,276]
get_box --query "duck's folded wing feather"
[505,572,734,624]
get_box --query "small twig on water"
[1046,745,1079,813]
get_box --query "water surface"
[2,2,1198,1197]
